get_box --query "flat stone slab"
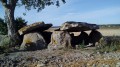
[18,22,52,35]
[60,21,99,32]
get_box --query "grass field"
[69,28,120,36]
[98,28,120,36]
[48,26,120,36]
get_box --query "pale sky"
[0,0,120,26]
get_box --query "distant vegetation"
[99,24,120,29]
[52,24,120,29]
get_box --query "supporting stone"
[48,31,71,50]
[20,32,46,51]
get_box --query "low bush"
[0,18,7,35]
[96,36,120,53]
[0,35,5,41]
[0,35,12,54]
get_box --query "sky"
[0,0,120,26]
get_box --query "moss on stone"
[24,38,32,44]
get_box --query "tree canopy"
[21,0,66,12]
[0,0,66,11]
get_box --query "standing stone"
[20,32,46,51]
[48,31,71,49]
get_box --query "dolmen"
[49,21,102,49]
[18,22,52,51]
[18,21,102,50]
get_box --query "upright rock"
[18,22,53,51]
[60,21,99,32]
[49,31,71,49]
[20,32,46,51]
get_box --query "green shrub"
[14,17,27,31]
[0,18,7,35]
[0,36,11,47]
[0,17,27,35]
[96,36,120,53]
[0,35,5,41]
[76,41,86,49]
[0,35,11,53]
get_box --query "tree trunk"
[4,7,20,46]
[0,0,20,46]
[5,8,15,36]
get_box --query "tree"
[14,17,27,32]
[0,17,27,35]
[0,18,7,35]
[0,0,66,45]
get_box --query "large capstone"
[20,32,46,51]
[18,22,52,35]
[48,31,71,50]
[60,21,99,32]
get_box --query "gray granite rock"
[60,21,99,32]
[18,22,52,35]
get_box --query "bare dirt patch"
[0,49,120,67]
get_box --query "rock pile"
[18,22,52,50]
[18,21,102,50]
[49,21,102,49]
